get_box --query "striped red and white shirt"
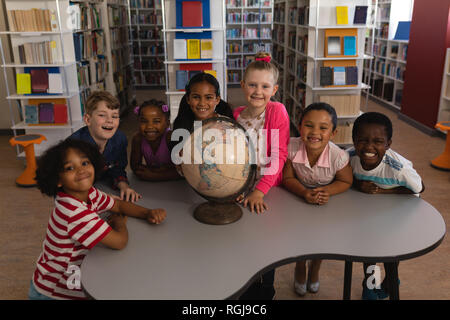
[32,187,115,300]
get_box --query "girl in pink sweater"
[234,52,290,214]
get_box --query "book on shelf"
[16,73,31,94]
[204,69,217,78]
[174,39,187,59]
[38,103,54,123]
[345,66,358,85]
[353,6,368,24]
[327,36,341,56]
[179,63,212,71]
[336,6,348,25]
[48,73,63,94]
[54,104,68,124]
[343,36,356,56]
[200,39,213,59]
[320,67,333,86]
[383,82,394,101]
[17,41,59,65]
[333,67,346,86]
[30,69,49,94]
[187,39,201,59]
[182,1,203,27]
[25,105,38,124]
[7,9,58,32]
[176,70,189,90]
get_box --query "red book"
[182,1,203,27]
[179,63,212,71]
[30,69,49,93]
[54,104,68,123]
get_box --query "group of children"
[28,52,423,300]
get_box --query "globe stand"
[193,201,243,225]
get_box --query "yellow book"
[17,73,31,94]
[204,70,217,78]
[187,39,201,59]
[200,39,213,59]
[336,6,348,25]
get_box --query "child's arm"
[282,159,320,204]
[100,214,128,250]
[109,198,167,224]
[313,163,353,204]
[134,165,181,181]
[354,177,424,194]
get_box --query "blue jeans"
[28,281,55,300]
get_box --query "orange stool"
[431,121,450,170]
[9,134,46,187]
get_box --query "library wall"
[0,3,17,130]
[401,0,450,129]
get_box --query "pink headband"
[255,56,271,63]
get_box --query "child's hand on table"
[313,187,330,205]
[237,189,268,214]
[357,180,381,194]
[117,181,142,202]
[146,208,167,224]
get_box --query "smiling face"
[300,110,337,153]
[139,105,168,142]
[241,69,278,111]
[58,148,95,201]
[354,123,392,171]
[186,81,221,121]
[84,101,120,143]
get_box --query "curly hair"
[138,99,169,120]
[299,102,338,131]
[352,112,393,142]
[35,139,105,197]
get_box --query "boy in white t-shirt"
[350,112,424,300]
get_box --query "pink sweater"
[233,101,290,194]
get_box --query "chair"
[9,134,46,187]
[431,121,450,170]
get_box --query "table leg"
[385,261,400,300]
[343,260,352,300]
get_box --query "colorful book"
[333,67,346,85]
[176,70,189,90]
[200,39,213,59]
[38,103,54,123]
[182,1,203,27]
[336,6,348,25]
[179,63,212,71]
[353,6,368,24]
[187,39,201,59]
[16,73,31,94]
[173,39,187,59]
[53,104,68,123]
[25,105,38,124]
[30,69,49,93]
[345,66,358,85]
[343,36,356,56]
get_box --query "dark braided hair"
[136,99,169,120]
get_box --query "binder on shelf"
[173,39,187,59]
[343,36,356,56]
[38,103,54,123]
[345,66,358,85]
[48,73,63,94]
[54,104,68,124]
[353,6,368,24]
[16,73,31,95]
[333,67,346,85]
[182,1,203,27]
[394,21,411,41]
[336,6,348,25]
[30,69,49,93]
[176,70,189,90]
[320,67,333,86]
[200,39,213,59]
[25,105,38,124]
[327,37,341,56]
[187,39,201,59]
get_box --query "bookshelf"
[437,47,450,134]
[225,0,274,86]
[273,0,375,146]
[130,0,165,88]
[1,0,90,157]
[104,0,136,113]
[161,0,227,124]
[362,0,414,111]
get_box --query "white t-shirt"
[350,148,423,194]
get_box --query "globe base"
[193,201,243,225]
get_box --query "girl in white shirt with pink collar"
[282,102,353,297]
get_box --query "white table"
[81,177,445,300]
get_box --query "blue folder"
[343,36,356,56]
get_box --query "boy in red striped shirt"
[29,139,166,300]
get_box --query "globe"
[180,117,256,224]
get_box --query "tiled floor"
[0,90,448,300]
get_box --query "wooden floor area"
[0,91,448,300]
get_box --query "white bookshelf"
[362,0,414,111]
[437,48,450,134]
[225,0,274,85]
[273,0,375,146]
[161,0,227,124]
[130,0,165,88]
